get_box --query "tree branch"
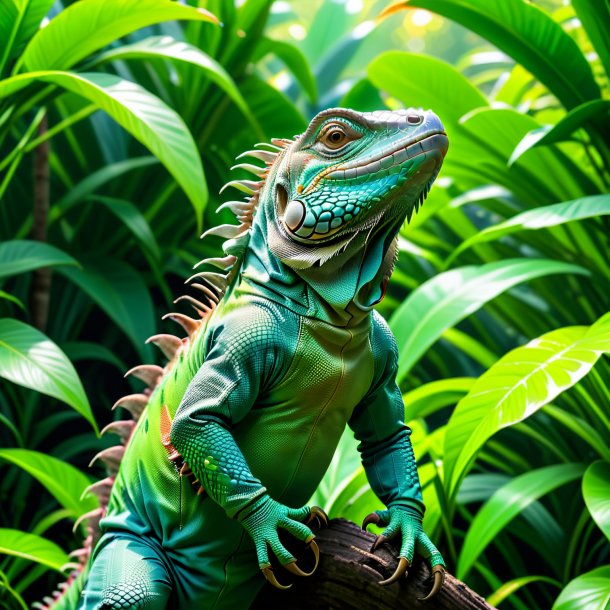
[252,519,496,610]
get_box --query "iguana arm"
[349,314,445,595]
[169,308,323,588]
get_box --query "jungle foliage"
[0,1,609,609]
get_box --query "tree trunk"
[252,519,495,610]
[30,112,52,332]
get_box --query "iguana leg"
[77,534,172,610]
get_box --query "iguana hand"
[363,505,445,598]
[237,494,328,589]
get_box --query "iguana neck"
[235,189,400,326]
[205,107,447,327]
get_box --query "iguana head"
[206,107,448,321]
[272,108,447,248]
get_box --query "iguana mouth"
[311,131,447,187]
[279,131,447,243]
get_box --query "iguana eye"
[320,125,348,149]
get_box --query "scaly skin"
[73,107,448,610]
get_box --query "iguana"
[39,107,448,610]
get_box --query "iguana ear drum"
[284,200,306,232]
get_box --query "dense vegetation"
[0,1,609,608]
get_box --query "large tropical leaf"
[91,36,253,122]
[0,529,69,572]
[444,312,610,499]
[9,0,56,58]
[0,319,96,431]
[487,576,562,608]
[0,0,19,74]
[448,195,610,264]
[552,566,610,610]
[382,0,600,109]
[367,51,488,126]
[510,100,610,165]
[20,0,217,71]
[49,157,158,222]
[0,449,98,517]
[403,377,475,421]
[571,0,610,81]
[255,36,317,103]
[91,196,161,262]
[59,257,155,360]
[0,71,207,226]
[582,460,610,544]
[389,259,588,383]
[459,108,595,200]
[457,463,586,578]
[0,240,79,280]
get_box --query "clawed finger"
[418,565,445,601]
[370,534,386,552]
[305,506,329,528]
[282,539,320,577]
[378,557,410,586]
[362,512,380,531]
[261,565,292,590]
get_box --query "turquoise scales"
[38,107,449,610]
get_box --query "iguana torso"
[47,107,448,610]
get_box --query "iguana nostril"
[407,114,422,125]
[284,200,306,231]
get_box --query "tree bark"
[30,112,52,332]
[252,519,495,610]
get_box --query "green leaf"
[510,100,610,165]
[487,574,561,607]
[457,463,586,579]
[368,51,488,126]
[255,36,317,103]
[459,108,594,200]
[21,0,217,71]
[11,0,56,57]
[49,157,158,222]
[61,341,125,372]
[0,240,79,280]
[0,0,19,74]
[0,319,97,432]
[0,290,24,309]
[552,566,610,610]
[59,257,155,360]
[449,195,610,264]
[384,0,600,109]
[0,71,207,228]
[0,449,98,517]
[92,35,253,122]
[444,312,610,499]
[0,1,18,49]
[403,377,475,422]
[389,259,588,383]
[582,461,610,544]
[572,0,610,82]
[0,529,69,572]
[90,196,161,262]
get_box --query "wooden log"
[252,519,495,610]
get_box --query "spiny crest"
[173,136,289,323]
[37,138,292,610]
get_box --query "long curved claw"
[362,512,380,531]
[261,565,292,590]
[306,506,329,528]
[418,565,445,601]
[378,557,410,586]
[285,539,320,577]
[370,534,387,552]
